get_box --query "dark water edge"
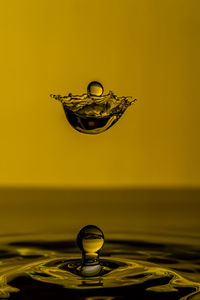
[8,277,196,300]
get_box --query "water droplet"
[77,225,104,277]
[87,81,104,97]
[51,83,136,134]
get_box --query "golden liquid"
[0,188,199,299]
[0,0,199,298]
[0,233,200,299]
[51,87,135,134]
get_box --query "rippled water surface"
[0,233,200,300]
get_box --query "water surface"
[0,188,199,299]
[0,232,199,299]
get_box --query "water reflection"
[0,234,199,299]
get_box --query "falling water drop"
[51,82,136,134]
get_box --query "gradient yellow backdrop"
[0,0,199,188]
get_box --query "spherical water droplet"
[87,81,104,97]
[77,225,104,254]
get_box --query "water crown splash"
[51,81,136,134]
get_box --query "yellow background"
[0,0,199,188]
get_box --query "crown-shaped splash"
[51,81,136,134]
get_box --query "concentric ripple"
[0,235,199,299]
